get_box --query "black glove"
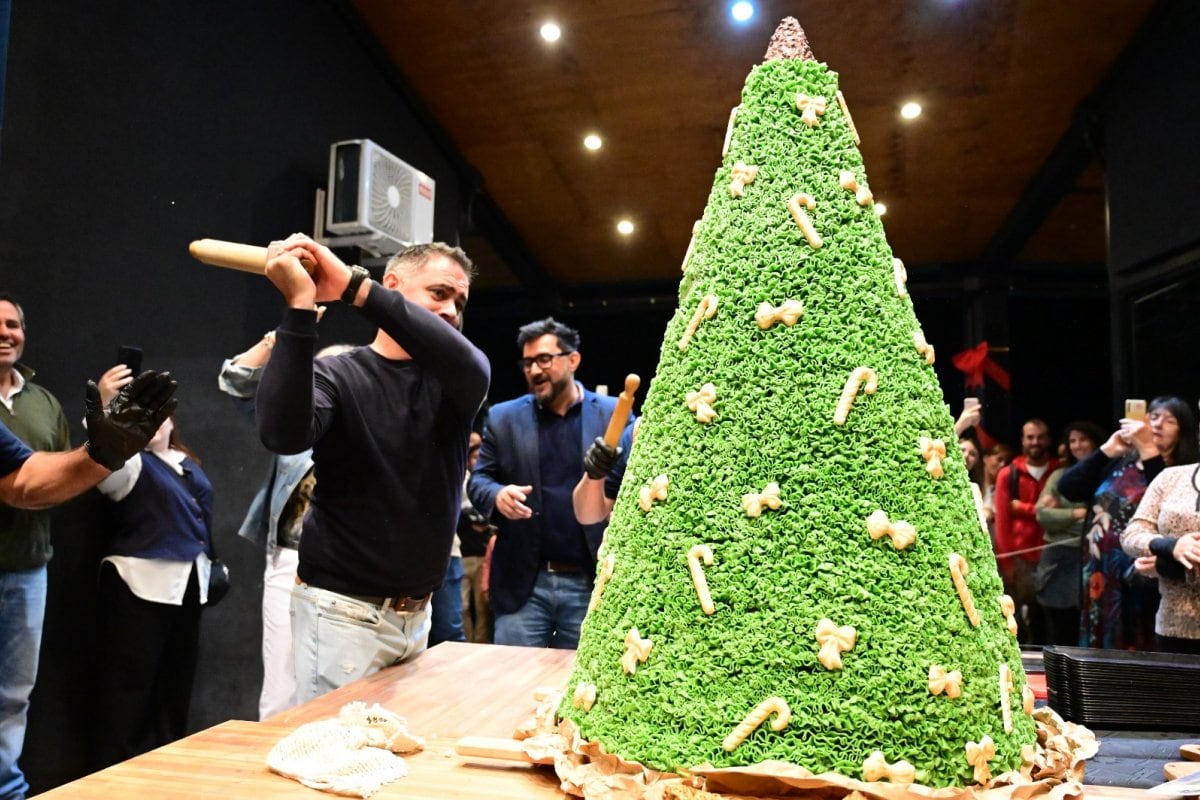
[85,370,178,470]
[582,436,620,480]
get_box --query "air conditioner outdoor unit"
[325,139,435,255]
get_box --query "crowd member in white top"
[89,366,214,769]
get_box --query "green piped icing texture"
[560,57,1035,788]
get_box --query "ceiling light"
[583,134,603,151]
[617,219,635,235]
[875,203,888,216]
[731,2,755,23]
[900,102,922,120]
[540,22,562,42]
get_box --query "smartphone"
[1124,398,1147,421]
[116,346,143,375]
[963,397,980,412]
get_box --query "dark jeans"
[91,562,202,770]
[429,556,466,647]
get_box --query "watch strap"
[341,265,370,304]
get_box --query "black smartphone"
[116,345,143,375]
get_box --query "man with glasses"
[469,318,631,648]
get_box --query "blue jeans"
[429,556,465,647]
[290,582,430,704]
[0,567,46,800]
[494,569,591,649]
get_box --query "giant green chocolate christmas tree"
[560,19,1035,789]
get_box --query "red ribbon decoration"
[951,341,1011,393]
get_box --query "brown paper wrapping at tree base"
[520,693,1096,800]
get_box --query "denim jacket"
[218,358,314,553]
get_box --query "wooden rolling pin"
[602,374,640,447]
[189,238,315,274]
[455,736,553,765]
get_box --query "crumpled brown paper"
[518,692,1097,800]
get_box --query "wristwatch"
[341,265,370,304]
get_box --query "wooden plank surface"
[35,643,571,799]
[32,642,1157,799]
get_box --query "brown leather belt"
[294,577,430,613]
[345,593,432,613]
[544,561,584,574]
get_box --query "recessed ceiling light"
[617,219,635,235]
[731,1,755,23]
[900,102,922,120]
[540,22,562,42]
[875,203,888,216]
[583,134,603,151]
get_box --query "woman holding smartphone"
[1058,396,1198,649]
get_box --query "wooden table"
[35,643,570,799]
[33,642,1156,799]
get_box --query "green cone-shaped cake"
[560,18,1035,789]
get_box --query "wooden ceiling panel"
[351,1,1156,286]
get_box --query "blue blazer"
[468,386,627,615]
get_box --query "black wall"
[0,2,482,792]
[1103,0,1200,409]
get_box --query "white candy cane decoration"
[721,106,739,157]
[678,294,718,351]
[680,219,702,273]
[999,664,1014,733]
[788,193,822,248]
[588,553,615,612]
[833,367,877,425]
[687,544,715,615]
[949,553,981,627]
[893,258,908,298]
[722,696,791,752]
[836,90,861,145]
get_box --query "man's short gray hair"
[384,242,476,281]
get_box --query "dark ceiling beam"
[325,0,561,306]
[976,113,1096,267]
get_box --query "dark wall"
[1103,0,1200,409]
[1104,0,1200,276]
[0,1,478,792]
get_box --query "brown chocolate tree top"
[764,17,814,61]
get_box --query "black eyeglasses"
[518,352,569,371]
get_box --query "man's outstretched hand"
[85,370,178,469]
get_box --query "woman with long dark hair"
[1059,396,1198,649]
[90,366,214,768]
